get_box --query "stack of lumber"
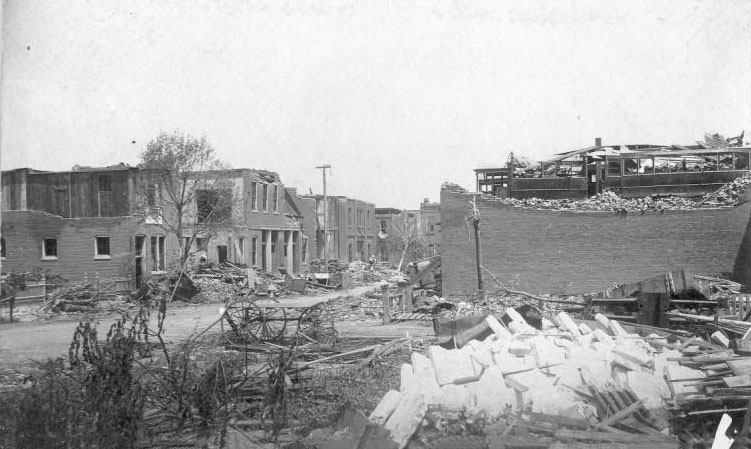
[368,312,689,448]
[666,344,751,416]
[667,311,751,336]
[38,283,103,313]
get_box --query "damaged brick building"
[440,183,751,296]
[1,165,312,284]
[304,194,377,263]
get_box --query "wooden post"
[404,286,413,313]
[381,284,391,324]
[42,274,47,305]
[473,219,484,301]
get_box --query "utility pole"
[315,164,332,264]
[467,196,484,302]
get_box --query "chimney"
[595,137,602,147]
[423,198,429,204]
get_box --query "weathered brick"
[441,186,751,295]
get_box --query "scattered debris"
[365,310,710,448]
[500,172,751,212]
[36,282,130,314]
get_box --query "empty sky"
[2,0,750,209]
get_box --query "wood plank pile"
[37,282,127,313]
[666,341,751,418]
[367,311,698,448]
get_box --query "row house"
[1,165,310,285]
[420,198,441,256]
[304,195,377,263]
[184,169,309,275]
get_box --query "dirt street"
[0,284,390,370]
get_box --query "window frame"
[94,236,111,260]
[42,238,58,260]
[251,182,258,211]
[150,235,166,273]
[98,175,112,192]
[251,236,257,266]
[135,235,145,258]
[1,237,6,259]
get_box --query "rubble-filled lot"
[2,263,749,448]
[501,171,751,211]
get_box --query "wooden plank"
[724,374,751,388]
[554,429,678,444]
[526,412,591,430]
[550,443,677,449]
[727,359,751,375]
[487,434,550,449]
[622,387,669,431]
[600,400,645,427]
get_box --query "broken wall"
[2,210,140,280]
[441,184,751,296]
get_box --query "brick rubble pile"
[502,172,751,212]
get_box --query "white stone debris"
[371,309,693,444]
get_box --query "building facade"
[183,169,308,275]
[374,207,401,264]
[1,165,311,284]
[420,198,441,256]
[2,165,161,283]
[441,183,751,296]
[476,138,751,200]
[304,195,377,263]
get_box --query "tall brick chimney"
[595,137,602,147]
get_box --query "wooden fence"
[723,295,751,317]
[13,273,136,305]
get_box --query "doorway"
[217,245,228,264]
[134,235,145,288]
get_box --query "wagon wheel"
[296,304,338,346]
[223,300,287,343]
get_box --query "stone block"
[384,392,428,449]
[369,389,403,425]
[427,345,477,385]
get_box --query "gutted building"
[181,169,309,274]
[441,183,751,296]
[1,165,162,283]
[1,165,311,284]
[374,202,439,269]
[477,136,751,200]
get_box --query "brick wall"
[441,185,751,296]
[2,210,139,281]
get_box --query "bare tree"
[386,212,427,271]
[136,131,234,266]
